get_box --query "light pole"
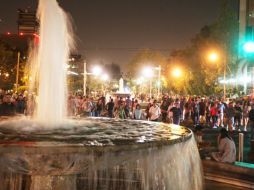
[242,41,254,96]
[142,67,154,98]
[101,73,109,96]
[207,51,226,99]
[223,56,226,100]
[83,64,108,96]
[15,51,20,92]
[83,61,87,96]
[155,65,161,98]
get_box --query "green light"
[235,161,254,169]
[243,41,254,53]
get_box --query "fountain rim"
[0,117,193,154]
[0,133,193,155]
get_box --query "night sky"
[0,0,222,69]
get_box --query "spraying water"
[33,0,74,125]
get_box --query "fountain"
[0,0,203,189]
[114,78,131,98]
[119,78,124,92]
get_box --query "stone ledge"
[203,160,254,189]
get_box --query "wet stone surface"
[0,117,191,147]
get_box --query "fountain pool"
[0,117,203,190]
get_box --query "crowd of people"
[1,90,254,135]
[0,91,36,116]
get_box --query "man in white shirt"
[149,100,161,122]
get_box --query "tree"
[164,0,239,96]
[0,43,17,89]
[127,49,167,78]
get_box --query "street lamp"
[142,67,154,78]
[102,73,109,81]
[142,67,154,98]
[208,52,219,62]
[172,68,182,78]
[207,51,227,99]
[92,65,102,76]
[155,65,161,97]
[142,66,162,98]
[83,63,109,96]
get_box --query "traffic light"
[243,41,254,53]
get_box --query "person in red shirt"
[210,102,218,128]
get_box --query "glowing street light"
[92,66,102,76]
[172,68,182,78]
[101,73,109,81]
[207,50,227,98]
[142,67,154,78]
[142,67,154,98]
[208,52,219,62]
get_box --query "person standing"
[192,99,200,125]
[125,96,131,118]
[170,102,182,125]
[134,104,142,120]
[145,102,152,120]
[118,102,126,119]
[210,102,218,128]
[243,101,250,131]
[0,94,16,116]
[149,100,161,122]
[160,100,168,123]
[106,98,115,118]
[234,102,242,131]
[218,100,226,127]
[199,98,206,124]
[225,102,235,131]
[167,102,173,123]
[16,94,26,114]
[96,99,103,117]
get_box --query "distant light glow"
[239,76,251,83]
[208,52,219,62]
[172,68,182,78]
[67,71,79,75]
[142,67,154,78]
[92,66,102,76]
[243,41,254,53]
[219,76,251,84]
[102,73,109,81]
[156,81,161,87]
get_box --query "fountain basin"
[0,118,203,190]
